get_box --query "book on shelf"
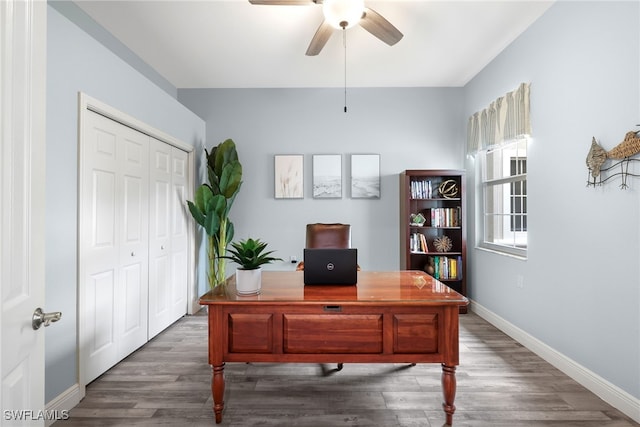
[419,234,429,252]
[410,232,429,253]
[410,179,433,199]
[431,255,463,280]
[428,207,461,227]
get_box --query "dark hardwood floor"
[53,310,639,426]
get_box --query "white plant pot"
[235,267,262,295]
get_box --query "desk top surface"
[199,270,468,306]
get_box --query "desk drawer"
[393,313,439,354]
[228,313,274,353]
[284,314,383,354]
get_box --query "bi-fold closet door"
[80,110,188,384]
[148,139,189,339]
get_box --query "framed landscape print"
[312,154,342,198]
[351,154,380,198]
[274,154,303,199]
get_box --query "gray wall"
[464,1,639,400]
[178,87,464,276]
[45,5,206,402]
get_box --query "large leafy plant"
[187,139,242,290]
[224,238,282,270]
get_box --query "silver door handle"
[32,308,62,330]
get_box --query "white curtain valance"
[467,82,531,154]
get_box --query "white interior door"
[148,139,188,338]
[1,1,47,424]
[80,111,149,383]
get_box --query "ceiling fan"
[248,0,403,56]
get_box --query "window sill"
[475,245,527,261]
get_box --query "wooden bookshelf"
[400,170,467,312]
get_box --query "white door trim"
[79,93,193,153]
[77,93,196,394]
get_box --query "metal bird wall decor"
[586,130,640,189]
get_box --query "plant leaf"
[219,161,243,199]
[203,213,220,237]
[214,139,238,178]
[226,221,234,244]
[207,194,227,217]
[187,201,205,227]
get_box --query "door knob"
[32,308,62,330]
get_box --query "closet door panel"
[81,111,149,383]
[117,128,149,356]
[122,131,149,336]
[85,268,116,384]
[82,115,120,383]
[170,147,189,316]
[92,170,116,248]
[151,256,170,312]
[118,262,145,358]
[149,139,178,338]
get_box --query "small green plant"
[224,238,282,270]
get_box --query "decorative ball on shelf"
[433,235,453,252]
[438,179,458,199]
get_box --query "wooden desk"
[199,270,468,425]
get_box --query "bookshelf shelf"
[400,170,467,313]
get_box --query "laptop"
[303,248,358,285]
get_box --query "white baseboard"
[45,383,82,427]
[470,300,640,424]
[188,299,203,315]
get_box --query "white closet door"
[169,146,189,323]
[81,111,149,383]
[148,139,188,338]
[118,128,150,357]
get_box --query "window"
[479,138,527,257]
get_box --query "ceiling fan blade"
[306,20,333,56]
[359,7,403,46]
[248,0,319,5]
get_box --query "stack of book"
[430,255,462,280]
[410,180,433,199]
[428,207,460,227]
[410,232,429,253]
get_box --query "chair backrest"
[305,223,352,249]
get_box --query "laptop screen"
[303,248,358,285]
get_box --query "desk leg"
[441,363,457,426]
[212,363,225,423]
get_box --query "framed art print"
[312,154,342,198]
[274,154,303,199]
[351,154,380,198]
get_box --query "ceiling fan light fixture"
[322,0,364,29]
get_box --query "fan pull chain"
[343,28,347,113]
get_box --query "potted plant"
[187,139,242,294]
[224,238,282,295]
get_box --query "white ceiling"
[73,0,554,89]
